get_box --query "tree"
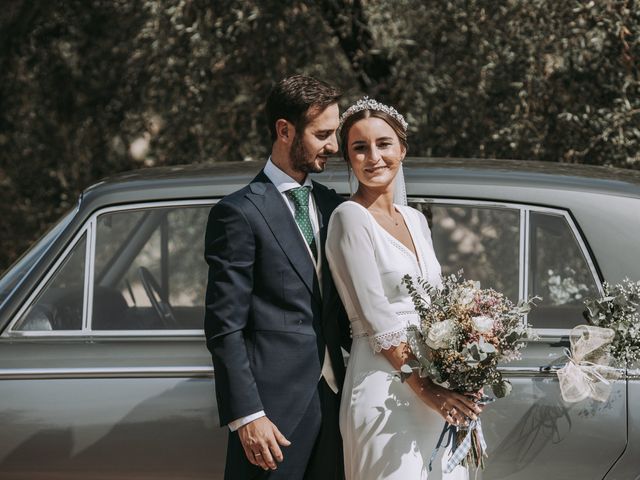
[0,0,638,270]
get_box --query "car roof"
[79,157,640,210]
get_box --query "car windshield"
[0,208,76,308]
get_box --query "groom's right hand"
[238,416,291,471]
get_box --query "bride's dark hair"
[339,108,408,163]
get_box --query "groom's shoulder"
[209,181,260,224]
[212,188,250,217]
[312,180,345,206]
[217,171,267,206]
[220,184,252,203]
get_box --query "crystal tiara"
[339,96,408,131]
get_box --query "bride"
[326,98,482,479]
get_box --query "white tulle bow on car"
[556,325,621,403]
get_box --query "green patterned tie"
[287,186,318,260]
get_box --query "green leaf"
[400,364,414,374]
[492,380,512,398]
[469,342,487,361]
[482,342,497,354]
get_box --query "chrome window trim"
[412,197,529,212]
[0,365,214,380]
[3,226,90,336]
[522,209,530,302]
[521,210,530,328]
[4,199,218,338]
[525,205,604,295]
[499,366,558,378]
[410,198,604,338]
[499,365,629,378]
[90,199,218,216]
[82,218,95,333]
[628,369,640,380]
[87,329,205,337]
[5,329,205,338]
[528,327,573,338]
[0,204,79,314]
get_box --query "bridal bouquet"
[401,271,538,472]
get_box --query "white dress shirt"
[264,158,322,264]
[228,159,337,432]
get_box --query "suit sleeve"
[204,200,263,426]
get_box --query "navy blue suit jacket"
[204,171,350,437]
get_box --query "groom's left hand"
[238,416,291,471]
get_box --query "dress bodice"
[326,201,442,352]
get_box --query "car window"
[13,232,87,331]
[412,201,600,331]
[413,202,520,302]
[0,208,76,308]
[92,205,210,330]
[528,211,600,329]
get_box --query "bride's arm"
[380,343,482,425]
[327,205,481,424]
[326,204,413,351]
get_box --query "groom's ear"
[275,119,293,143]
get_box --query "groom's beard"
[290,134,325,175]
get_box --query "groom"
[204,75,350,479]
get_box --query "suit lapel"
[312,182,338,302]
[246,171,318,299]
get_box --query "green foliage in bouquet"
[402,271,538,398]
[583,279,640,367]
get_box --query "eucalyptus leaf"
[492,380,513,398]
[482,342,497,354]
[400,364,414,374]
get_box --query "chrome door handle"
[538,364,565,373]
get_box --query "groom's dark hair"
[266,75,342,142]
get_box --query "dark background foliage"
[0,0,638,271]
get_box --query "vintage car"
[0,158,638,479]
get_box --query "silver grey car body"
[1,158,639,479]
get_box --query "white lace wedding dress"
[326,201,468,480]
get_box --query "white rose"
[426,319,455,350]
[457,287,476,306]
[472,315,494,334]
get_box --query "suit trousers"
[224,379,343,480]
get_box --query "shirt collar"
[264,157,313,194]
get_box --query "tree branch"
[313,0,395,98]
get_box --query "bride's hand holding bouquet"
[401,271,538,473]
[419,376,483,426]
[386,342,483,427]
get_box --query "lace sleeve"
[369,326,408,353]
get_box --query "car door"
[0,200,226,480]
[410,199,627,480]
